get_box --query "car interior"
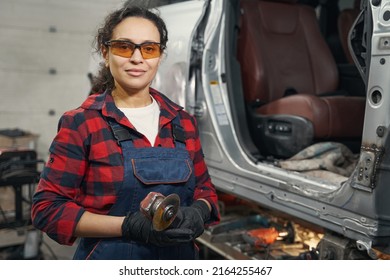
[224,0,367,180]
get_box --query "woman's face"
[104,16,162,94]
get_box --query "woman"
[31,5,219,260]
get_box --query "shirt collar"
[81,88,183,127]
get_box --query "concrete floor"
[0,227,77,260]
[40,234,78,260]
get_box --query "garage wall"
[0,0,125,160]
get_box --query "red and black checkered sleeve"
[31,110,89,245]
[181,112,220,225]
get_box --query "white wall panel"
[0,0,125,159]
[0,70,92,158]
[0,0,124,33]
[0,28,93,73]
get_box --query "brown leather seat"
[237,0,365,143]
[338,0,361,64]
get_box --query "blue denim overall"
[73,116,197,259]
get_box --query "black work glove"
[173,200,211,239]
[122,211,195,247]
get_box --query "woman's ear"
[159,52,167,65]
[102,46,109,67]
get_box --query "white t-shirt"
[119,97,160,146]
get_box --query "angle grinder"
[140,192,180,231]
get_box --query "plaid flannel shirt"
[31,88,220,245]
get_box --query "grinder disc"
[152,193,180,231]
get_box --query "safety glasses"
[104,40,163,59]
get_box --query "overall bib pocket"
[132,158,192,185]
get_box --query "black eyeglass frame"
[104,40,165,59]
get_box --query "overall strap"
[107,116,186,148]
[106,118,133,146]
[171,115,186,149]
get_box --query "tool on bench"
[207,214,295,252]
[140,192,180,231]
[242,221,295,248]
[242,227,280,247]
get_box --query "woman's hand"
[172,200,211,239]
[121,211,195,246]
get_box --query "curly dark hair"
[90,5,168,94]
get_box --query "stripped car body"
[152,0,390,258]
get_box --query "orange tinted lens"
[140,43,161,59]
[110,41,134,58]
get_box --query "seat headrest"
[354,0,361,9]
